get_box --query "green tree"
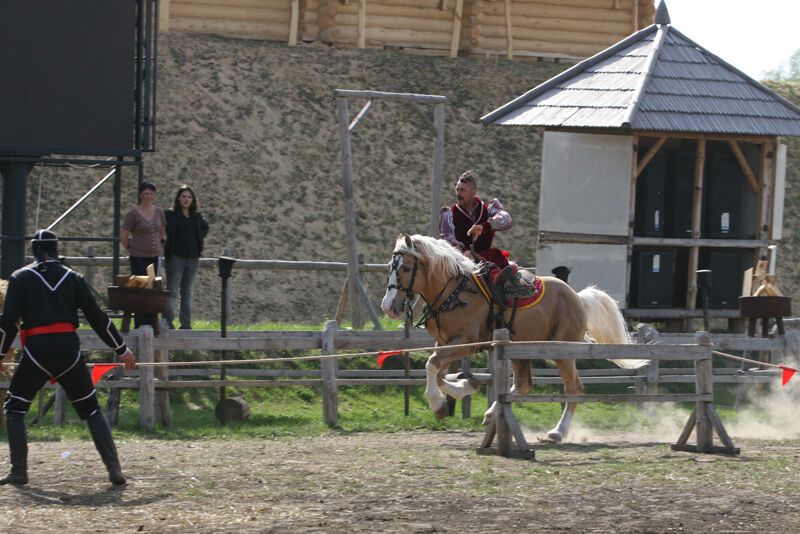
[764,49,800,81]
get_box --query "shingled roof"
[480,2,800,136]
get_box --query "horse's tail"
[578,286,649,369]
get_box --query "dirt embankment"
[11,35,800,323]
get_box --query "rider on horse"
[439,170,516,292]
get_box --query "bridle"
[387,251,420,298]
[387,251,421,326]
[387,250,473,333]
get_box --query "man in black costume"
[0,230,136,486]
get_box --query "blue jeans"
[165,255,200,329]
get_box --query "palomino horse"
[381,234,646,443]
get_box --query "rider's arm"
[75,274,129,357]
[439,207,464,250]
[487,198,512,231]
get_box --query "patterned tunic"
[439,197,512,267]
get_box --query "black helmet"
[31,229,58,260]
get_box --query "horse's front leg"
[425,337,479,420]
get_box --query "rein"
[416,274,474,332]
[388,250,475,335]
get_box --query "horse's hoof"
[545,431,563,444]
[434,404,449,420]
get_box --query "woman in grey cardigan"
[164,185,209,330]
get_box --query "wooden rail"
[15,327,787,433]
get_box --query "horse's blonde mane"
[393,234,478,283]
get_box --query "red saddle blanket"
[471,272,546,310]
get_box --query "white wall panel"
[540,131,633,236]
[536,243,628,305]
[772,143,787,241]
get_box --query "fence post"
[694,331,713,452]
[321,320,339,427]
[138,326,156,431]
[53,386,67,426]
[221,248,234,324]
[634,323,660,401]
[351,253,365,328]
[155,346,171,427]
[492,328,511,456]
[460,357,472,419]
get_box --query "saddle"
[477,264,540,334]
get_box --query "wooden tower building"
[481,2,800,328]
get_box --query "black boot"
[0,412,28,485]
[495,265,516,289]
[87,411,126,485]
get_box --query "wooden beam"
[635,136,667,178]
[430,103,445,237]
[686,138,706,311]
[449,0,464,59]
[633,237,766,248]
[626,134,638,308]
[288,0,299,46]
[504,0,514,60]
[357,0,366,48]
[758,141,774,241]
[632,0,639,31]
[159,0,171,32]
[349,99,374,132]
[727,140,761,194]
[334,89,447,104]
[636,131,773,143]
[505,393,711,403]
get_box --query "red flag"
[779,365,798,386]
[377,351,403,368]
[91,363,123,385]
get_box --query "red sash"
[19,322,76,347]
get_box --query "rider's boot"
[0,412,29,485]
[87,410,127,485]
[491,265,516,293]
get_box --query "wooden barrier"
[478,329,740,459]
[6,327,785,430]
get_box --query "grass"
[6,320,766,443]
[12,383,706,444]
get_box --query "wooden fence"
[480,329,740,459]
[4,323,790,431]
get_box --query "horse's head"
[381,233,477,319]
[381,234,426,319]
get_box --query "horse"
[381,233,646,443]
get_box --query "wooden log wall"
[318,0,462,54]
[161,0,655,59]
[464,0,655,59]
[168,0,317,43]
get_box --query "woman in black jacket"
[164,185,209,330]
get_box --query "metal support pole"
[113,159,123,281]
[0,162,33,278]
[217,256,236,421]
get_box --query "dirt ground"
[0,430,798,533]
